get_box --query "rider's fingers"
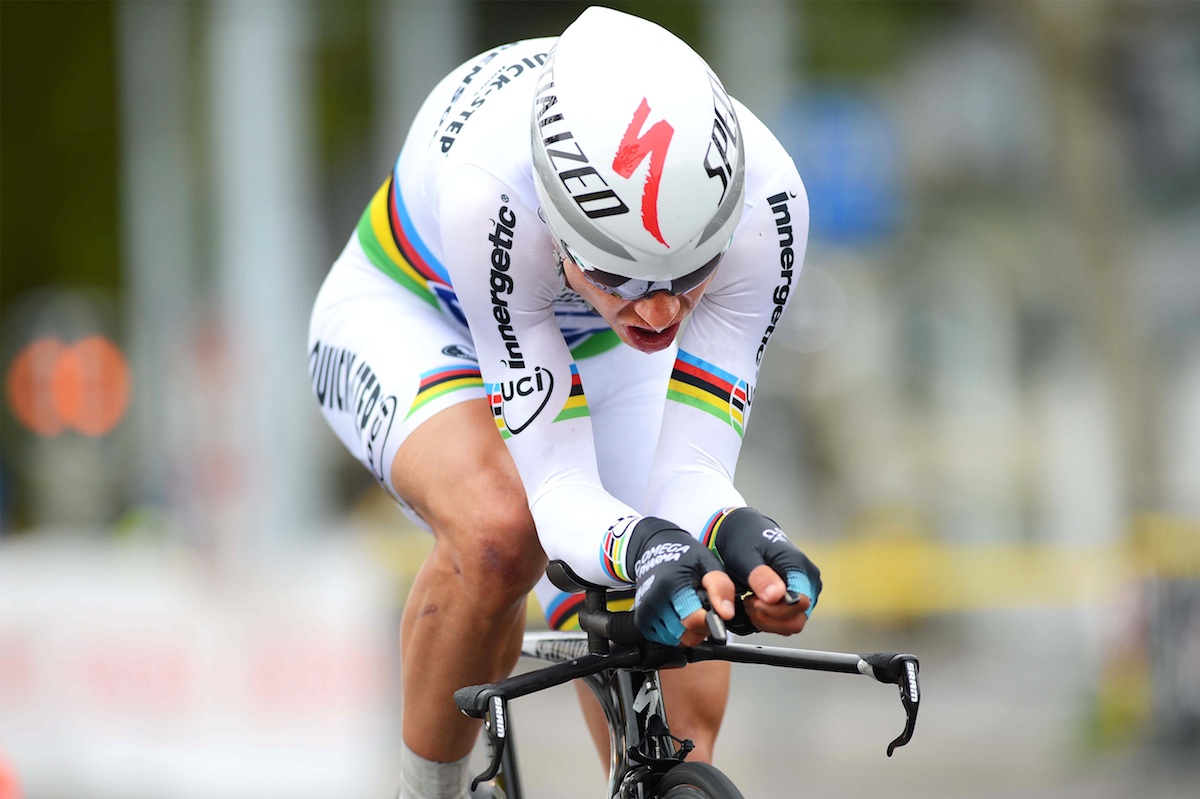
[700,570,737,619]
[679,608,711,647]
[747,563,787,604]
[745,595,809,633]
[750,591,811,618]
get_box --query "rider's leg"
[574,661,731,766]
[658,660,731,762]
[309,246,542,796]
[392,399,547,764]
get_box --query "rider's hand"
[628,518,735,647]
[706,508,821,636]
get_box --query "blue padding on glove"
[641,598,687,645]
[629,518,725,646]
[786,570,818,617]
[639,587,705,646]
[671,585,703,620]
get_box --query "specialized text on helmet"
[704,69,740,204]
[533,63,631,220]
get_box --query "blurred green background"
[2,1,1199,797]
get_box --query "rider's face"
[562,257,713,354]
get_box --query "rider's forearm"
[643,387,748,536]
[527,480,644,586]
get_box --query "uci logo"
[497,365,555,435]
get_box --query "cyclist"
[309,7,820,798]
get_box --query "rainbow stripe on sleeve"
[667,351,752,437]
[701,507,739,554]
[407,365,484,419]
[355,177,447,307]
[487,383,511,440]
[600,515,639,583]
[553,363,588,422]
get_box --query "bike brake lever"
[470,694,509,791]
[886,656,920,757]
[705,609,727,643]
[695,588,728,645]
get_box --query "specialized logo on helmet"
[533,58,631,223]
[612,98,674,247]
[531,7,748,280]
[704,69,740,205]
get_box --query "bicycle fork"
[467,658,694,799]
[585,666,696,799]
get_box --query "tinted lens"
[669,251,722,294]
[577,266,631,289]
[565,242,724,300]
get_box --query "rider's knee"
[462,529,545,603]
[439,489,544,604]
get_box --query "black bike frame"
[455,588,921,799]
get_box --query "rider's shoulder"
[732,98,799,177]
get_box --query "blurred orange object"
[0,752,21,799]
[5,337,67,436]
[6,335,131,437]
[50,335,132,436]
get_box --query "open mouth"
[624,323,679,352]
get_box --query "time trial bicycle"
[455,560,922,799]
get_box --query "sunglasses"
[559,241,724,301]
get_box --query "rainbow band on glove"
[701,506,740,555]
[626,517,726,646]
[600,515,641,583]
[699,505,820,619]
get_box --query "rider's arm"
[438,164,646,587]
[644,169,809,530]
[644,147,820,624]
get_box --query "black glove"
[628,517,726,646]
[705,507,821,634]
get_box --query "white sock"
[398,740,472,799]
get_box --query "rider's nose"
[633,292,681,332]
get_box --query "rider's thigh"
[309,241,543,600]
[310,240,483,507]
[391,398,545,600]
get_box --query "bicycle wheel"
[656,762,745,799]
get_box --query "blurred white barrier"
[0,535,400,799]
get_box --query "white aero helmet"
[531,6,745,298]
